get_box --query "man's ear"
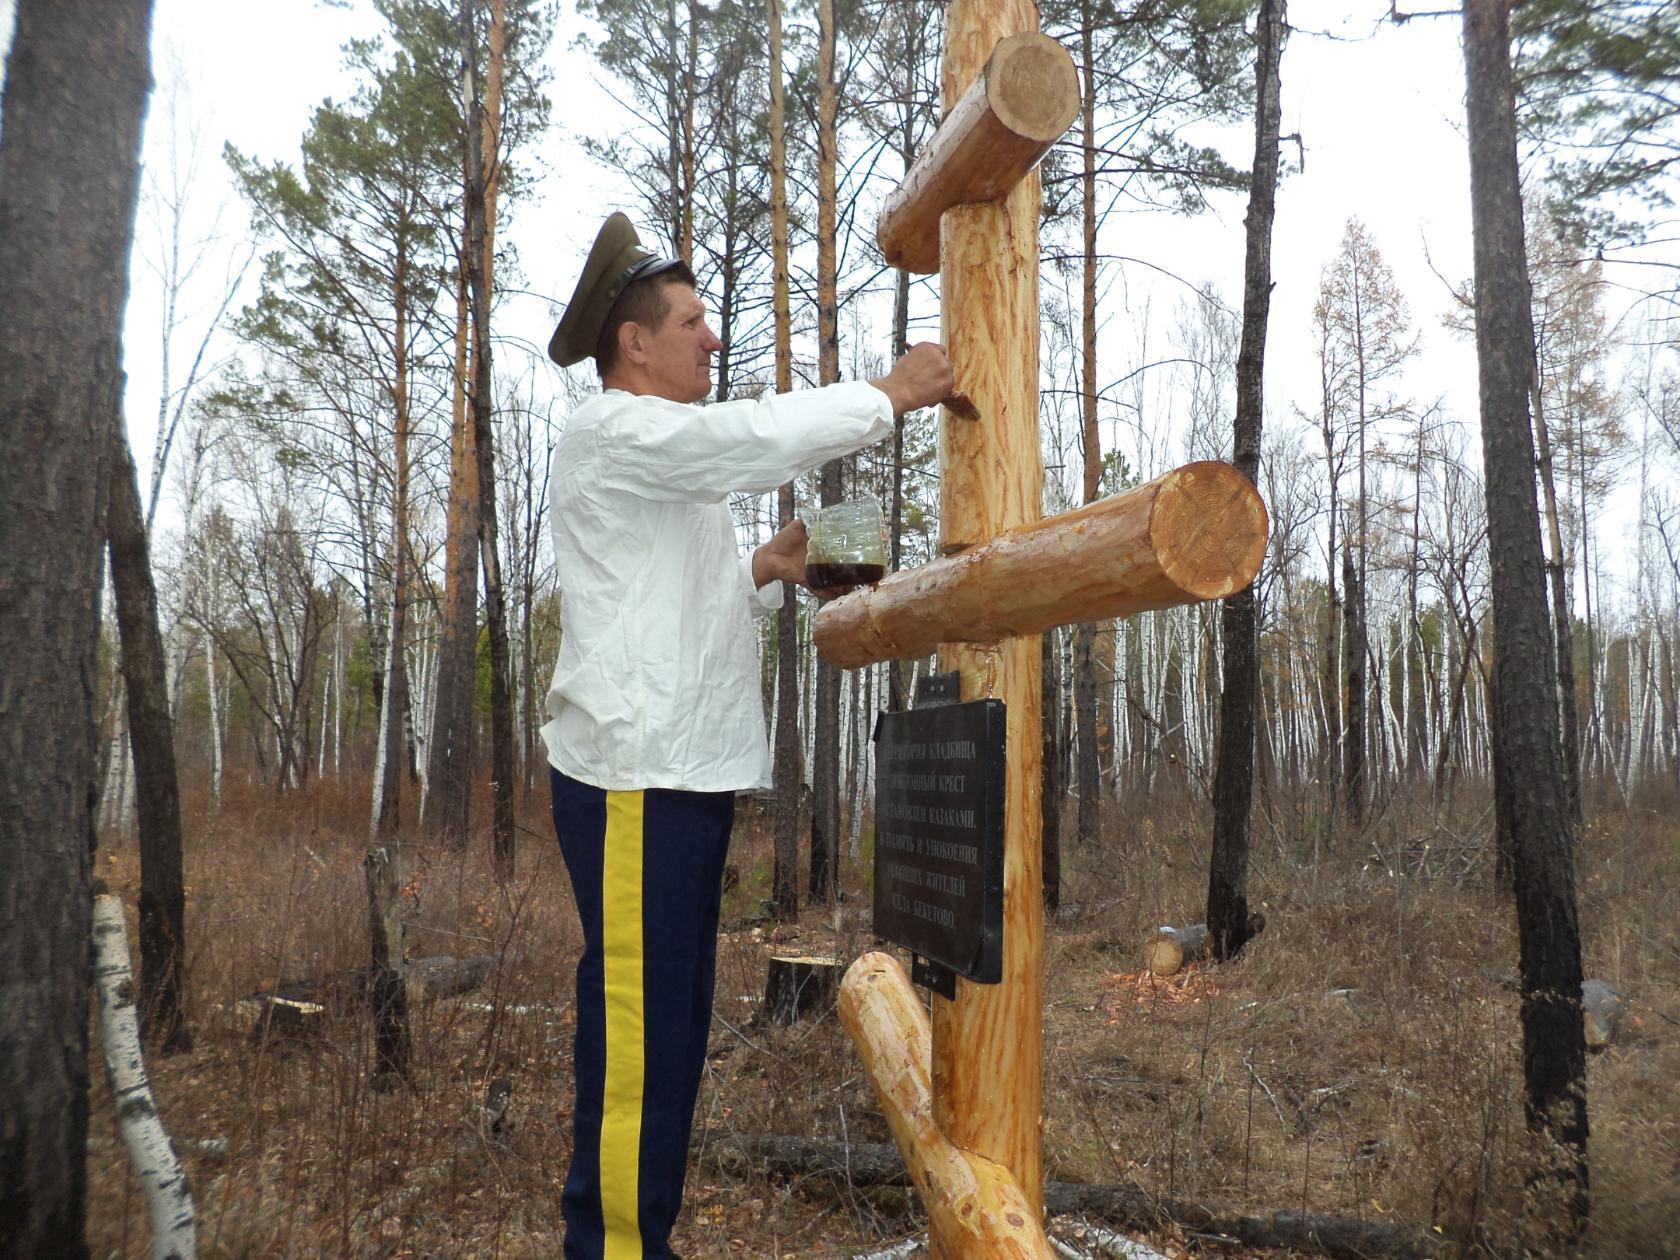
[618,319,648,367]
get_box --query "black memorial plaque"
[872,699,1005,984]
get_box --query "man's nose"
[702,324,724,353]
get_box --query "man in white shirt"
[543,213,950,1259]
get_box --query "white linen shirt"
[539,380,895,792]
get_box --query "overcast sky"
[3,0,1670,589]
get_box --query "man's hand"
[751,519,859,600]
[870,342,954,416]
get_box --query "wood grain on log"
[877,31,1079,274]
[928,7,1050,1250]
[1144,924,1209,978]
[815,462,1267,670]
[838,952,1055,1258]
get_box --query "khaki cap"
[548,212,684,368]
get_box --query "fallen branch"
[93,895,197,1260]
[704,1134,1447,1260]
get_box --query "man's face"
[640,283,724,403]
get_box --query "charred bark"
[108,430,190,1053]
[1208,0,1284,963]
[0,0,155,1251]
[1462,0,1590,1236]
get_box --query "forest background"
[4,0,1679,1254]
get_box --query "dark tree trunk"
[1342,541,1367,826]
[0,0,154,1252]
[887,266,910,713]
[1041,631,1062,911]
[767,0,801,922]
[1532,379,1583,824]
[463,0,516,880]
[431,258,479,850]
[108,430,191,1053]
[1462,0,1590,1237]
[809,0,840,904]
[1073,0,1100,848]
[1207,0,1284,963]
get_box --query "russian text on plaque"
[872,698,1006,984]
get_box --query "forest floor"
[85,776,1680,1259]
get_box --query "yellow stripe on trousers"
[601,790,645,1258]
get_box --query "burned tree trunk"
[108,429,190,1053]
[0,0,155,1250]
[464,0,515,880]
[1207,0,1285,964]
[768,0,801,922]
[1462,0,1589,1236]
[809,0,842,904]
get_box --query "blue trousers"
[550,768,734,1260]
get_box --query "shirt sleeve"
[592,381,895,503]
[740,553,784,619]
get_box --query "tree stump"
[763,954,840,1025]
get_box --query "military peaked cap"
[548,212,684,368]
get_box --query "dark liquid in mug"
[805,562,885,588]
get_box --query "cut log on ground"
[838,951,1055,1257]
[702,1133,1448,1260]
[814,463,1268,670]
[876,31,1079,274]
[1582,978,1624,1050]
[1144,924,1208,977]
[239,953,497,1041]
[763,954,840,1025]
[93,895,198,1260]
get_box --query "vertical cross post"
[824,3,1266,1255]
[931,0,1048,1238]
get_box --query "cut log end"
[1150,462,1269,602]
[986,32,1081,141]
[1145,924,1209,977]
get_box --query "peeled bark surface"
[1462,0,1589,1235]
[109,431,190,1053]
[815,463,1267,669]
[930,3,1050,1241]
[0,1,155,1252]
[1207,0,1284,965]
[877,31,1079,274]
[838,954,1054,1258]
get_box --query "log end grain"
[986,32,1080,141]
[1150,462,1269,601]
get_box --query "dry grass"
[85,777,1680,1258]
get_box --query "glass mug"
[802,498,887,590]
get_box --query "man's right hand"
[871,342,954,415]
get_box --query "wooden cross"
[813,3,1269,1255]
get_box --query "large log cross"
[816,4,1268,1257]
